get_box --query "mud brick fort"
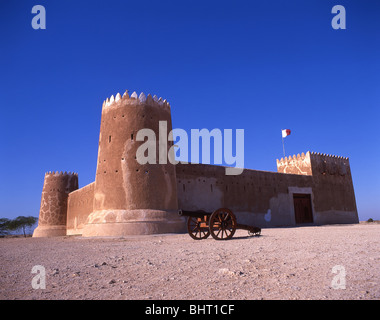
[33,91,359,237]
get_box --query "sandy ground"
[0,223,379,300]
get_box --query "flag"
[282,129,291,138]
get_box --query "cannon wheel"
[209,208,237,240]
[187,216,210,240]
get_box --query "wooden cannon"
[178,208,261,240]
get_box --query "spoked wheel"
[209,208,237,240]
[187,216,210,240]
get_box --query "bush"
[0,218,11,235]
[1,216,38,237]
[367,218,374,223]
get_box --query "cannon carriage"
[179,208,261,240]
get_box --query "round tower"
[81,91,186,237]
[33,171,78,237]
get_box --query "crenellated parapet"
[309,152,350,176]
[276,152,312,175]
[102,90,171,112]
[277,151,351,177]
[310,151,348,160]
[45,171,78,176]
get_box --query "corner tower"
[33,171,78,237]
[309,152,358,224]
[277,151,359,224]
[82,91,185,236]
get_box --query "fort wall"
[176,163,314,228]
[66,182,95,235]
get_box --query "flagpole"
[281,129,291,158]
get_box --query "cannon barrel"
[178,209,212,218]
[236,223,261,236]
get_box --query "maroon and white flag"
[282,129,291,138]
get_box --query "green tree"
[7,216,38,237]
[0,218,11,236]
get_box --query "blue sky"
[0,0,379,221]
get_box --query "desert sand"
[0,223,379,300]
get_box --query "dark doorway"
[293,194,313,224]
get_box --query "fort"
[134,122,244,173]
[32,90,359,237]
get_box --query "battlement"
[42,171,79,193]
[277,151,350,177]
[277,152,312,175]
[102,90,171,111]
[277,152,309,165]
[45,171,78,176]
[309,151,350,176]
[310,151,348,160]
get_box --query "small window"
[109,135,111,143]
